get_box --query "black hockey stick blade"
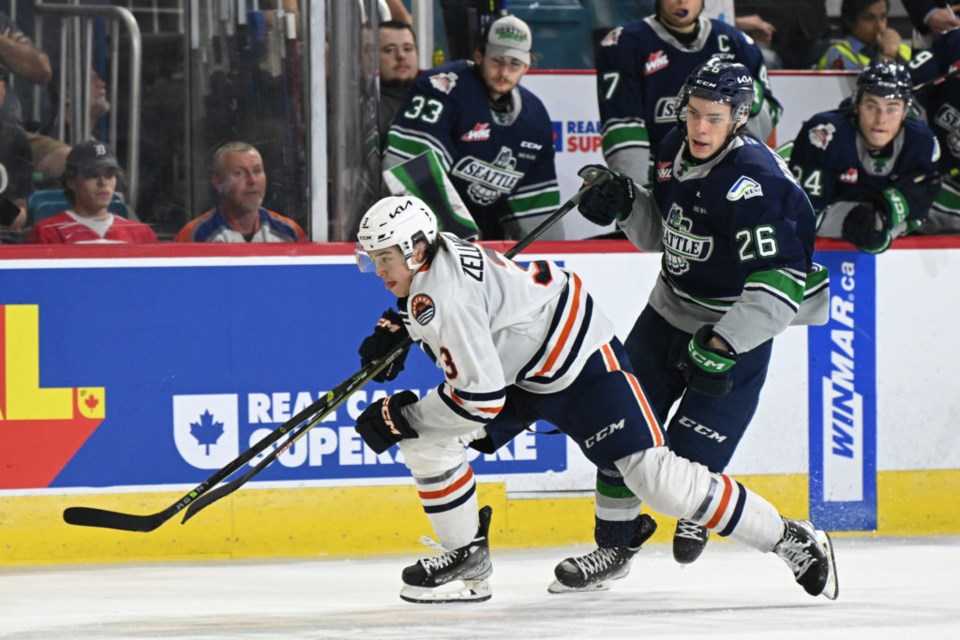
[913,64,960,94]
[63,506,172,532]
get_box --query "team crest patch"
[429,72,458,94]
[600,26,623,47]
[726,176,763,201]
[410,294,436,325]
[644,50,669,75]
[808,123,835,150]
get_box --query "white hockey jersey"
[398,232,616,438]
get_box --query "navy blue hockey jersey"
[382,60,559,240]
[789,107,940,233]
[620,129,827,354]
[596,16,779,183]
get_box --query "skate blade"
[547,579,612,594]
[815,530,839,601]
[400,579,492,604]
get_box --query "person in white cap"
[381,14,561,241]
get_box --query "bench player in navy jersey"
[789,60,940,252]
[351,193,837,604]
[596,0,781,188]
[552,60,830,592]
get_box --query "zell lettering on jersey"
[662,204,714,275]
[645,50,669,75]
[461,123,492,142]
[822,260,864,502]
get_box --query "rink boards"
[1,239,958,565]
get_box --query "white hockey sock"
[413,461,480,550]
[615,447,783,552]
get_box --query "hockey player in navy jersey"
[352,193,838,604]
[381,15,560,241]
[596,0,781,186]
[906,29,960,234]
[789,60,941,251]
[551,60,830,592]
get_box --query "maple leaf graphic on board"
[84,393,100,410]
[190,410,225,455]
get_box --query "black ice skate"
[774,518,839,600]
[399,505,493,604]
[673,519,709,564]
[548,514,658,593]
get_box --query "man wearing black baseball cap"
[27,139,157,243]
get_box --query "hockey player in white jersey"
[351,193,838,604]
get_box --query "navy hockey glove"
[355,391,419,454]
[842,202,892,254]
[577,164,636,226]
[677,325,741,397]
[358,308,410,382]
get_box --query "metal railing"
[33,3,143,214]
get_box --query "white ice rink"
[2,537,959,639]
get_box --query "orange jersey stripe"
[534,273,583,377]
[449,390,504,414]
[418,466,475,500]
[624,371,665,447]
[704,474,735,530]
[600,343,619,372]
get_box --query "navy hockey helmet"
[855,59,913,109]
[356,195,438,271]
[677,59,755,131]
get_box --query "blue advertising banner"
[807,252,877,531]
[0,258,567,490]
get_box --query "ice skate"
[774,518,839,600]
[549,514,657,593]
[399,505,493,604]
[673,519,709,564]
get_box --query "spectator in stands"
[0,64,32,236]
[789,61,940,252]
[175,141,306,243]
[734,1,831,69]
[27,139,157,244]
[817,0,911,70]
[902,0,960,49]
[382,14,560,240]
[378,20,419,149]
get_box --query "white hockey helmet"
[356,195,439,271]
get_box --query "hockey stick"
[912,64,960,95]
[63,168,611,532]
[176,167,614,524]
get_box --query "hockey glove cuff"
[879,187,910,227]
[842,202,892,254]
[355,391,419,454]
[677,325,740,396]
[577,164,636,226]
[359,308,410,382]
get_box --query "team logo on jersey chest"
[600,27,623,47]
[662,204,714,276]
[429,72,458,94]
[410,294,436,325]
[645,50,669,75]
[934,103,960,132]
[809,123,835,150]
[452,146,523,205]
[839,168,858,184]
[461,123,492,142]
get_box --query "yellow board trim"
[3,470,958,567]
